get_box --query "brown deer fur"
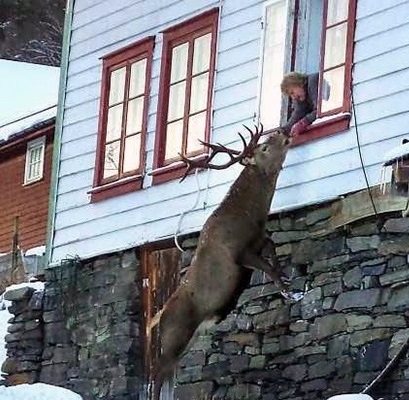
[150,129,292,399]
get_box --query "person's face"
[287,85,306,101]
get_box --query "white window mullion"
[257,0,292,131]
[24,136,46,185]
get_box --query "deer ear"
[242,156,256,165]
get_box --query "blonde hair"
[280,72,307,95]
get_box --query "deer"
[148,125,296,399]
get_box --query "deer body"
[150,130,291,399]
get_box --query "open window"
[90,37,154,202]
[258,0,357,144]
[24,136,46,185]
[152,9,218,184]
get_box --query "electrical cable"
[173,168,202,252]
[350,67,387,233]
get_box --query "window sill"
[292,113,351,146]
[89,175,143,202]
[151,154,207,185]
[23,176,44,186]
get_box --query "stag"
[149,126,294,399]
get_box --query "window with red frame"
[91,37,153,201]
[152,9,218,183]
[258,0,356,142]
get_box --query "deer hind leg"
[150,288,202,400]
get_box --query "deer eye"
[261,145,268,152]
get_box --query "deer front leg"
[240,251,288,292]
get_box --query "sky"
[0,59,59,142]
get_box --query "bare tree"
[0,0,65,66]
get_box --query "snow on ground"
[0,383,83,400]
[0,59,59,142]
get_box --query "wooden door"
[141,245,181,398]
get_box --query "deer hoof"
[281,290,304,302]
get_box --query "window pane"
[165,120,183,160]
[190,73,209,114]
[123,134,141,172]
[109,67,126,105]
[187,112,206,153]
[126,97,144,135]
[192,33,211,75]
[327,0,349,26]
[170,43,188,83]
[324,23,347,69]
[168,81,186,121]
[106,104,123,142]
[103,140,120,179]
[321,66,345,113]
[129,59,147,98]
[259,0,288,130]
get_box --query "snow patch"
[25,246,46,257]
[4,281,45,295]
[0,383,83,400]
[383,141,409,166]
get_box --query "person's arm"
[282,101,309,133]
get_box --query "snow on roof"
[383,141,409,166]
[0,60,60,143]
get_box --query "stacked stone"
[174,206,409,400]
[41,250,142,400]
[2,286,44,385]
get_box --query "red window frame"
[90,37,154,202]
[151,8,218,185]
[292,0,357,146]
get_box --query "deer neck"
[219,165,280,217]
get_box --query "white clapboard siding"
[51,0,409,263]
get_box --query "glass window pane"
[165,120,184,160]
[187,112,206,153]
[259,0,287,130]
[321,66,345,113]
[126,97,144,135]
[168,81,186,121]
[170,43,189,83]
[103,140,120,179]
[106,104,123,142]
[123,134,141,172]
[324,23,347,69]
[192,33,212,75]
[327,0,349,26]
[129,59,147,98]
[109,67,126,105]
[190,73,209,114]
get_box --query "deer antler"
[179,124,265,181]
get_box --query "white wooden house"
[48,0,409,264]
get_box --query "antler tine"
[179,124,265,182]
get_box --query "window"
[24,136,45,184]
[259,0,293,131]
[91,37,154,201]
[152,9,218,184]
[259,0,357,143]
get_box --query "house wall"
[4,201,409,399]
[51,0,409,263]
[0,126,54,253]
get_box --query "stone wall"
[2,198,409,400]
[2,249,143,400]
[174,204,409,399]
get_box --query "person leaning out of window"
[280,72,322,136]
